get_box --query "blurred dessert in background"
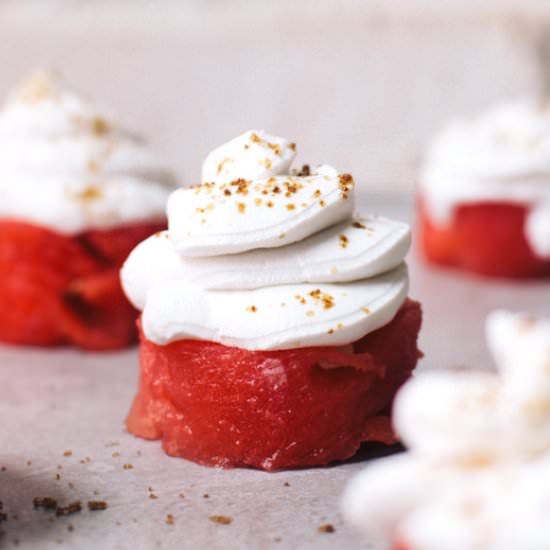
[121,130,422,470]
[418,100,550,278]
[342,309,550,550]
[0,69,175,350]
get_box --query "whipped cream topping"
[342,310,550,550]
[202,130,296,184]
[121,130,410,350]
[122,215,410,308]
[0,69,175,234]
[420,99,550,259]
[168,164,354,256]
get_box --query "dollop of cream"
[121,131,410,350]
[201,130,296,184]
[0,69,175,234]
[420,99,550,259]
[342,310,550,550]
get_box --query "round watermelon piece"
[418,198,550,279]
[0,219,164,350]
[127,299,422,470]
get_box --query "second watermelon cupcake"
[419,100,550,279]
[121,130,422,470]
[0,70,175,350]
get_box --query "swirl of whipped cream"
[420,99,550,259]
[121,130,410,350]
[0,69,175,234]
[342,310,550,550]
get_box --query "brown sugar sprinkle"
[223,188,232,196]
[250,132,262,144]
[272,185,281,194]
[262,158,273,169]
[122,464,134,470]
[56,501,82,517]
[297,164,311,177]
[294,294,307,305]
[254,198,262,206]
[216,157,233,175]
[319,199,326,208]
[75,185,102,203]
[33,497,58,510]
[149,493,158,500]
[286,204,296,211]
[309,289,335,310]
[88,500,108,511]
[352,221,366,229]
[166,514,175,525]
[339,234,349,249]
[267,200,274,208]
[237,202,246,214]
[312,189,321,198]
[246,305,258,313]
[289,142,297,151]
[91,116,110,136]
[361,307,371,314]
[267,142,282,155]
[318,523,335,534]
[209,515,233,525]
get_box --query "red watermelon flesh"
[0,219,164,350]
[127,299,422,471]
[418,198,550,279]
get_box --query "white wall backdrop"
[1,0,548,194]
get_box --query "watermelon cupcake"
[121,130,422,470]
[342,310,550,550]
[419,100,550,279]
[0,70,175,350]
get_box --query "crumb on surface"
[209,515,233,525]
[87,501,108,511]
[318,523,335,533]
[55,502,82,517]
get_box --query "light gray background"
[1,0,549,192]
[2,3,550,549]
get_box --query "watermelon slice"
[418,198,550,279]
[0,220,164,350]
[127,299,422,470]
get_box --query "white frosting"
[201,130,296,184]
[0,69,175,234]
[142,264,408,349]
[342,310,550,549]
[420,100,550,259]
[168,164,354,257]
[121,215,410,308]
[121,131,410,350]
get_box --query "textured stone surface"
[1,196,549,549]
[0,1,549,192]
